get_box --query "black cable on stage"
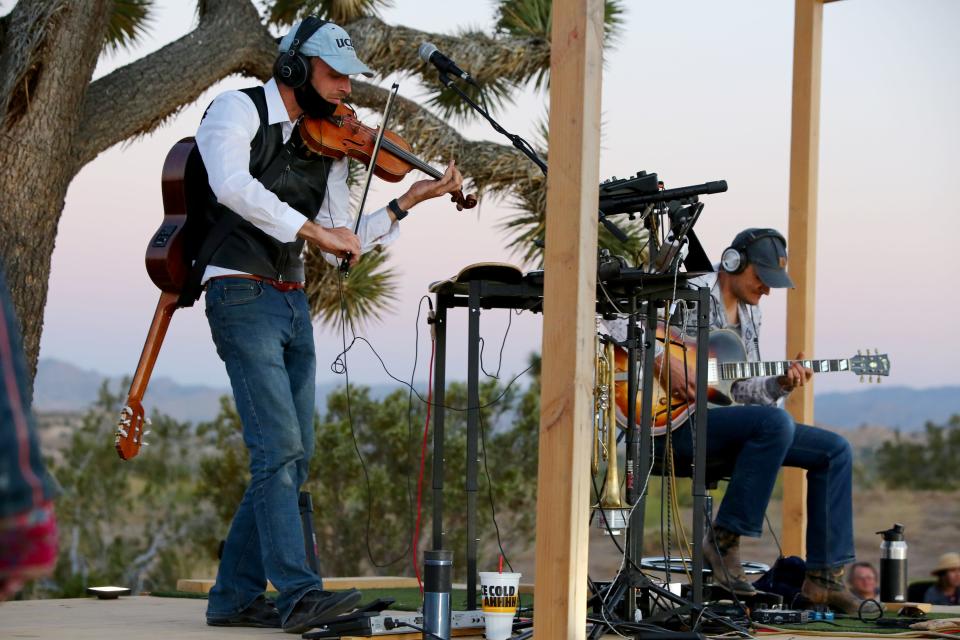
[478,308,516,380]
[333,266,409,568]
[403,296,434,556]
[764,512,784,558]
[477,408,513,573]
[332,332,533,413]
[389,620,446,640]
[327,262,532,571]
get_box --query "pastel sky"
[31,0,960,396]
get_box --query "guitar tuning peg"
[859,375,864,383]
[857,349,862,356]
[118,428,129,438]
[144,417,152,426]
[874,348,879,355]
[141,441,150,447]
[120,406,132,416]
[143,430,152,437]
[876,376,881,384]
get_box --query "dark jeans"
[659,405,855,570]
[203,278,321,623]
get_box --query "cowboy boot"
[801,567,880,615]
[703,525,757,596]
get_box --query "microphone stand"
[434,72,629,244]
[437,72,546,175]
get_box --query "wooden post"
[533,0,603,638]
[783,0,824,557]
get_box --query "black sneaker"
[282,589,362,634]
[207,594,281,628]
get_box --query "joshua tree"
[0,0,634,380]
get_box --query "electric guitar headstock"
[849,349,891,382]
[115,399,151,461]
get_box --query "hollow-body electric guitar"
[613,326,891,429]
[115,139,200,460]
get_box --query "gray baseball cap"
[732,228,795,289]
[278,20,374,78]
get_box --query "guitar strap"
[177,88,302,308]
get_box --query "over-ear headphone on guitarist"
[720,228,787,274]
[274,16,329,88]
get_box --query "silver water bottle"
[878,523,907,602]
[423,550,452,640]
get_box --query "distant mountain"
[34,359,229,423]
[814,386,960,431]
[34,359,416,424]
[34,359,960,430]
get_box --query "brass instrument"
[593,331,629,535]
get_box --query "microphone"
[418,42,476,85]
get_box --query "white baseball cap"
[278,20,374,78]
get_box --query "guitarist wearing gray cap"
[657,228,866,613]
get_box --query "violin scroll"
[452,191,478,211]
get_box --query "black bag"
[752,555,807,605]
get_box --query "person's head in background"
[847,561,879,600]
[932,553,960,594]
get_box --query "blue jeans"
[659,405,855,570]
[204,278,321,623]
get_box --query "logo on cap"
[779,257,787,268]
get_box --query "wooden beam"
[783,0,824,557]
[533,0,604,638]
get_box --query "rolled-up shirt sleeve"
[195,91,307,243]
[315,158,400,265]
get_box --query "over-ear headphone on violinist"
[720,228,787,274]
[274,17,328,89]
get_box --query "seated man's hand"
[777,351,813,391]
[655,353,697,403]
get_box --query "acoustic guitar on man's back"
[115,139,201,461]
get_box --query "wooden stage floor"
[1,595,956,640]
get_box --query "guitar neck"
[126,291,179,404]
[719,357,850,381]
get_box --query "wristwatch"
[387,198,408,221]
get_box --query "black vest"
[205,86,333,282]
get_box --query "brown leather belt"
[208,274,305,292]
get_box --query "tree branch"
[71,0,274,169]
[349,80,544,201]
[348,79,548,264]
[0,0,72,125]
[345,15,550,90]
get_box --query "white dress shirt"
[195,78,399,283]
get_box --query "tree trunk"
[0,0,272,382]
[0,1,539,384]
[0,0,113,384]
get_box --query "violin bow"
[340,82,400,276]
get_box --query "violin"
[299,103,477,211]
